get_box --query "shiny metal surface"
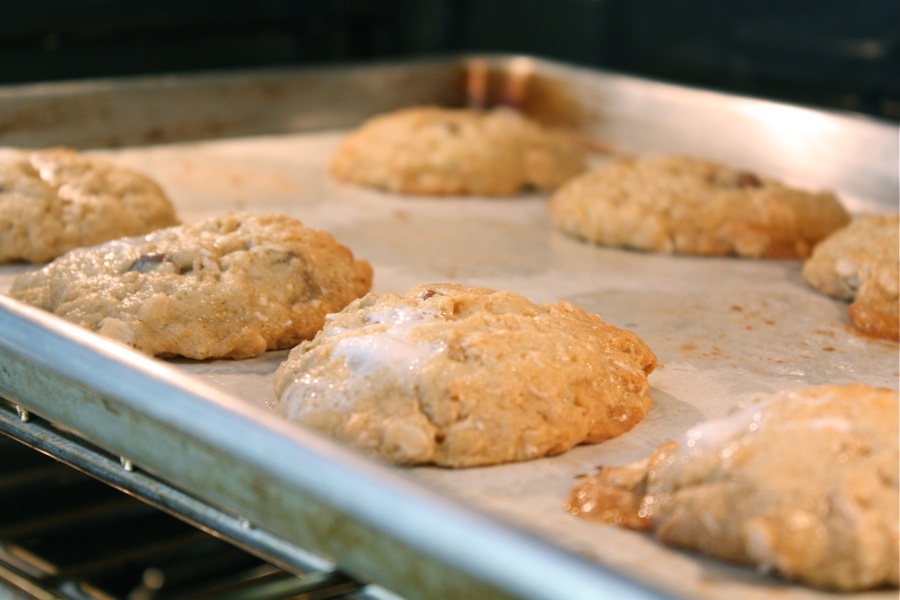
[0,55,894,208]
[0,55,896,600]
[0,59,466,150]
[0,421,369,599]
[0,296,669,600]
[0,400,337,580]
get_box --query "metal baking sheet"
[0,56,897,600]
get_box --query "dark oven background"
[1,0,898,120]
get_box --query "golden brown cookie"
[8,212,373,360]
[0,147,179,263]
[802,214,899,341]
[329,106,586,196]
[549,155,850,258]
[566,384,899,591]
[273,283,656,467]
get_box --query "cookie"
[549,155,851,258]
[565,384,899,591]
[802,214,899,341]
[328,106,586,196]
[0,147,179,263]
[273,283,657,467]
[8,212,373,360]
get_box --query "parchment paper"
[1,132,896,599]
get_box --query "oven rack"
[0,398,396,600]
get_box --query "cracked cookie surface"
[0,147,179,263]
[329,106,586,196]
[8,212,373,359]
[273,283,656,467]
[549,155,850,258]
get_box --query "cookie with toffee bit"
[802,214,899,341]
[549,155,850,258]
[329,106,586,196]
[8,212,373,360]
[0,147,179,263]
[565,383,899,592]
[273,283,656,467]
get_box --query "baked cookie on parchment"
[8,212,373,360]
[273,283,657,467]
[802,214,899,341]
[329,106,586,196]
[549,155,850,258]
[565,383,899,592]
[0,147,179,263]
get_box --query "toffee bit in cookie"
[128,253,168,273]
[734,171,763,188]
[706,169,764,189]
